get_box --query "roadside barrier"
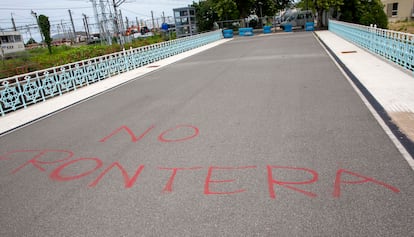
[263,26,272,34]
[0,30,223,116]
[329,20,414,73]
[305,22,314,31]
[223,29,234,38]
[238,28,254,36]
[284,24,292,32]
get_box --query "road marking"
[314,33,414,170]
[0,38,233,137]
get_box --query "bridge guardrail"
[329,20,414,74]
[0,30,223,116]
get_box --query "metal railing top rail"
[328,20,414,74]
[1,31,220,86]
[330,19,414,39]
[0,30,224,116]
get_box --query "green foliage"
[314,0,344,27]
[192,0,283,23]
[193,0,218,32]
[296,0,315,10]
[275,0,294,10]
[315,0,344,10]
[25,38,37,45]
[0,35,166,79]
[212,0,239,20]
[38,15,52,54]
[255,0,277,17]
[234,0,255,18]
[296,0,388,28]
[339,0,388,29]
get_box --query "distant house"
[381,0,414,22]
[173,7,197,38]
[0,31,25,56]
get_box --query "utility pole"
[119,10,125,33]
[112,0,126,47]
[151,11,155,30]
[68,9,77,42]
[162,11,165,23]
[11,13,17,31]
[31,10,44,43]
[61,20,68,39]
[26,25,33,41]
[83,14,91,41]
[112,0,121,45]
[119,10,128,44]
[90,0,105,44]
[100,0,112,45]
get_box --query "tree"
[25,38,37,45]
[339,0,388,29]
[212,0,239,20]
[313,0,344,27]
[275,0,294,11]
[193,0,283,29]
[193,0,218,32]
[255,0,277,17]
[296,0,315,10]
[38,14,52,54]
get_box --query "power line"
[119,7,151,18]
[0,7,91,10]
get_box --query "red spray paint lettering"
[99,125,199,143]
[333,169,400,197]
[159,167,203,192]
[204,166,257,195]
[1,149,401,199]
[267,166,318,199]
[9,149,74,174]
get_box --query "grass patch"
[388,21,414,34]
[0,34,168,79]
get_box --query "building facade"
[0,31,25,56]
[382,0,414,22]
[173,7,197,38]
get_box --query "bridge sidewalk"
[316,30,414,165]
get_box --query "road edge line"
[314,32,414,170]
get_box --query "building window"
[14,35,22,42]
[392,2,398,16]
[1,36,9,44]
[387,3,398,17]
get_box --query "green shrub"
[1,34,168,78]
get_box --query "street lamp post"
[258,2,263,28]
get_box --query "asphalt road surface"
[1,32,413,236]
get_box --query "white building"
[0,31,25,56]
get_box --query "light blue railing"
[329,20,414,73]
[0,30,223,116]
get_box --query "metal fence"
[0,30,223,116]
[329,20,414,73]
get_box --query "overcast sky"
[0,0,195,41]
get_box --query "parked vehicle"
[280,10,314,30]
